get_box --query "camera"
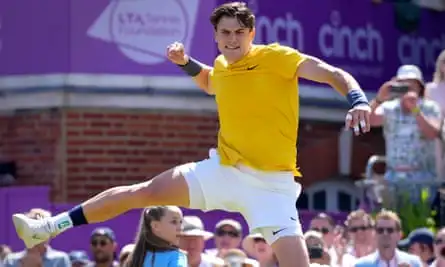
[389,84,410,99]
[307,245,324,259]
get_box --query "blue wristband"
[347,90,369,108]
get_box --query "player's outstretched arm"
[166,42,213,95]
[297,55,360,96]
[296,54,371,134]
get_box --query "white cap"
[396,65,423,83]
[181,216,214,240]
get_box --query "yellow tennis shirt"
[210,43,307,176]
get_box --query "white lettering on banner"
[398,34,445,69]
[117,12,182,36]
[87,0,199,65]
[255,13,304,50]
[318,10,384,62]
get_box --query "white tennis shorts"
[177,148,303,244]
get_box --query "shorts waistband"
[235,163,293,177]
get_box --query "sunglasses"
[91,239,109,247]
[311,227,330,234]
[216,229,240,238]
[435,239,445,245]
[375,227,397,234]
[349,226,371,233]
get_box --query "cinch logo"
[255,13,304,51]
[87,0,199,65]
[398,34,445,69]
[318,10,384,62]
[57,221,70,230]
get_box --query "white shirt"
[199,253,221,267]
[376,252,398,267]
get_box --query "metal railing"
[355,155,444,212]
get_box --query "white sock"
[50,212,73,234]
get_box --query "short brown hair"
[345,209,374,227]
[375,209,401,230]
[210,2,255,31]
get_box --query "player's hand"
[166,42,188,65]
[345,104,371,135]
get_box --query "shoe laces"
[31,215,56,235]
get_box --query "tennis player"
[12,2,370,267]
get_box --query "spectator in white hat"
[242,233,275,267]
[369,64,442,199]
[206,219,243,258]
[179,216,222,267]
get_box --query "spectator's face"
[305,236,324,248]
[90,235,116,264]
[434,229,445,258]
[408,243,422,257]
[375,219,401,250]
[348,218,374,245]
[309,219,334,247]
[179,235,205,257]
[151,207,183,246]
[214,225,241,250]
[252,237,273,261]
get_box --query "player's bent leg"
[81,167,190,223]
[271,235,310,267]
[12,165,195,248]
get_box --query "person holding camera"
[369,65,442,197]
[304,231,331,266]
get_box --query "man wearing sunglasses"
[205,219,243,258]
[354,210,422,267]
[345,210,376,259]
[89,227,119,267]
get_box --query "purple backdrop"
[0,0,444,91]
[0,0,217,76]
[0,186,347,255]
[242,0,445,91]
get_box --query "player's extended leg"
[12,166,192,248]
[272,236,310,267]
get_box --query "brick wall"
[0,108,385,202]
[65,109,218,201]
[0,109,64,201]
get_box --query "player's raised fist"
[166,42,188,65]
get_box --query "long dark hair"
[125,206,178,267]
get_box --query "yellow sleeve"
[266,43,307,80]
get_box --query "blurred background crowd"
[1,0,445,266]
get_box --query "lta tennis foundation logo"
[87,0,199,65]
